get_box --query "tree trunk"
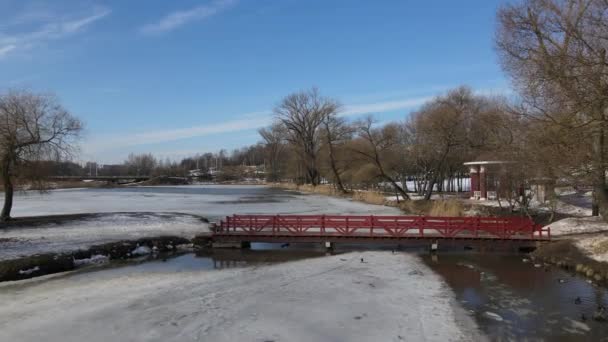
[326,140,347,193]
[383,175,409,200]
[592,122,608,218]
[1,158,13,222]
[424,176,437,200]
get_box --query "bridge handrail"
[214,214,550,240]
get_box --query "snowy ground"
[576,235,608,263]
[0,251,483,342]
[464,189,594,217]
[0,212,208,261]
[544,216,608,236]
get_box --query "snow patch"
[131,246,151,256]
[73,254,109,266]
[18,266,40,275]
[544,216,608,236]
[483,311,503,322]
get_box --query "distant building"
[464,161,512,201]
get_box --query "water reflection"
[422,253,608,341]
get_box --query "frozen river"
[9,185,402,220]
[1,185,401,261]
[0,186,485,341]
[3,185,608,341]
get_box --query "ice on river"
[0,185,401,261]
[7,185,401,220]
[0,251,482,342]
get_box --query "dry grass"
[399,200,433,215]
[352,191,386,205]
[592,238,608,256]
[272,183,345,197]
[273,183,388,205]
[428,199,465,217]
[273,182,467,216]
[399,199,464,217]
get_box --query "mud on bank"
[533,237,608,286]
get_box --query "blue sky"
[0,0,510,164]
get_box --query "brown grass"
[428,199,465,217]
[352,191,386,205]
[273,182,468,217]
[592,239,608,256]
[399,200,433,215]
[398,199,464,216]
[271,183,345,197]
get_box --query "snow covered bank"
[539,217,608,264]
[0,251,482,342]
[576,236,608,263]
[0,212,208,261]
[544,216,608,236]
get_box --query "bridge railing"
[215,215,550,240]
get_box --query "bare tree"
[259,123,287,181]
[124,153,157,176]
[274,88,339,185]
[321,114,352,193]
[496,0,608,217]
[410,87,477,200]
[351,117,410,199]
[0,90,82,221]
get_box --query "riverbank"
[271,183,471,216]
[0,251,484,342]
[531,216,608,286]
[0,212,209,281]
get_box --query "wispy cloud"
[342,96,432,116]
[0,7,110,58]
[140,0,238,35]
[84,94,436,156]
[85,112,272,154]
[0,44,16,57]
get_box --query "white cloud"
[61,10,111,34]
[342,96,432,116]
[84,112,272,154]
[0,44,16,57]
[84,94,436,156]
[140,0,237,35]
[0,7,110,58]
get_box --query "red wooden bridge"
[211,215,550,244]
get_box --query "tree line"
[257,86,516,200]
[257,0,608,216]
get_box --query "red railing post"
[321,215,325,235]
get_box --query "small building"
[464,161,512,200]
